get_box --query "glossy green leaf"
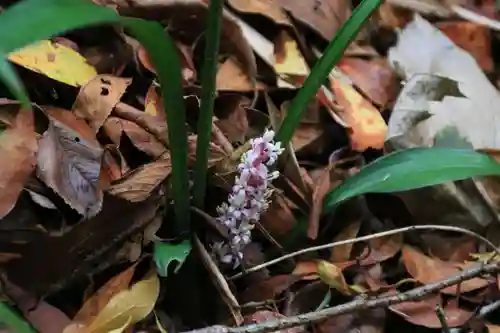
[276,0,383,145]
[193,0,224,208]
[323,148,500,214]
[0,0,190,231]
[0,302,36,333]
[154,240,192,277]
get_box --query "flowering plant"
[213,129,284,267]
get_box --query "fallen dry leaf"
[9,39,97,86]
[338,58,399,107]
[316,260,350,295]
[332,78,387,151]
[316,308,385,333]
[292,261,319,280]
[389,296,472,328]
[307,166,332,240]
[104,117,167,158]
[86,272,159,333]
[0,105,37,218]
[72,75,131,132]
[436,21,493,72]
[276,0,351,41]
[74,263,139,325]
[214,94,250,143]
[260,193,296,236]
[359,232,403,266]
[274,31,309,77]
[330,220,361,262]
[227,0,291,26]
[402,245,488,294]
[243,310,302,333]
[107,156,171,202]
[37,107,103,218]
[241,275,301,303]
[144,85,166,121]
[216,57,260,92]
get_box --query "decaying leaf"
[107,156,171,202]
[227,0,291,26]
[144,85,166,121]
[332,78,387,151]
[37,107,103,218]
[241,275,302,303]
[402,245,488,294]
[243,310,302,333]
[9,39,97,86]
[390,296,472,328]
[330,220,361,262]
[359,233,403,266]
[292,261,319,280]
[74,263,139,326]
[316,308,385,333]
[214,95,250,143]
[274,31,309,77]
[316,260,350,295]
[216,57,257,92]
[86,272,160,333]
[72,75,131,132]
[0,105,38,218]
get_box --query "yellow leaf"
[8,40,97,87]
[273,32,309,77]
[316,260,351,296]
[87,272,160,333]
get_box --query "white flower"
[212,129,284,267]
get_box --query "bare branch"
[230,225,500,280]
[183,261,500,333]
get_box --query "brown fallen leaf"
[332,78,387,151]
[337,58,399,107]
[240,275,301,303]
[37,107,104,218]
[74,263,139,326]
[402,245,488,294]
[307,166,332,240]
[227,0,291,26]
[316,260,350,295]
[104,117,167,158]
[274,31,309,77]
[72,75,131,132]
[214,94,250,143]
[276,0,351,41]
[0,105,37,218]
[389,296,472,328]
[260,193,296,236]
[107,156,171,202]
[144,85,166,121]
[243,310,303,333]
[216,57,260,92]
[284,281,330,316]
[292,261,319,280]
[316,308,385,333]
[100,145,128,189]
[359,232,403,266]
[330,220,362,262]
[436,21,493,72]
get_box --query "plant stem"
[193,0,224,208]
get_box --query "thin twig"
[229,225,500,280]
[436,305,450,333]
[181,261,500,333]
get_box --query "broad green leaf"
[194,0,224,208]
[154,240,192,277]
[87,272,160,333]
[0,0,190,231]
[0,302,37,333]
[323,148,500,214]
[276,0,383,145]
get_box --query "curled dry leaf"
[275,0,351,41]
[330,220,361,263]
[100,145,128,189]
[0,106,37,218]
[316,260,350,296]
[72,75,131,132]
[104,117,167,158]
[402,245,488,294]
[214,95,250,143]
[85,272,160,333]
[144,85,166,121]
[107,156,171,202]
[337,58,399,107]
[332,78,387,151]
[389,296,472,328]
[359,232,403,266]
[216,57,260,92]
[307,166,333,240]
[292,261,319,280]
[8,39,97,86]
[37,107,103,218]
[74,263,139,326]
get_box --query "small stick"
[229,225,500,281]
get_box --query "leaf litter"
[5,1,500,333]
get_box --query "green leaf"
[154,240,192,277]
[193,0,224,208]
[0,302,37,333]
[276,0,383,145]
[0,0,190,232]
[323,147,500,214]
